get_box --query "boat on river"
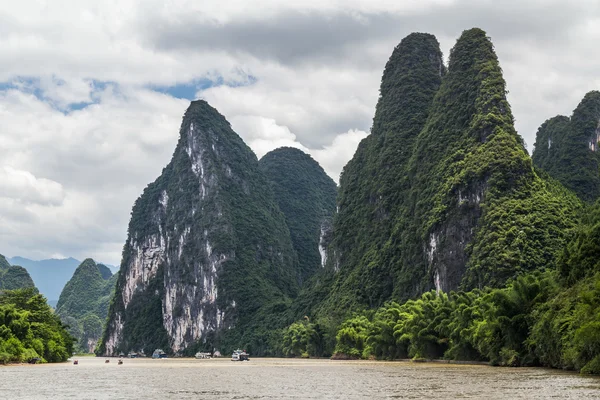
[152,349,167,359]
[231,349,249,361]
[195,352,211,359]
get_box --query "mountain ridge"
[100,100,299,356]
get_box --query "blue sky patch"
[149,77,223,100]
[0,77,118,113]
[148,74,258,100]
[0,75,258,111]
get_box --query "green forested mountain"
[0,288,73,364]
[56,259,116,353]
[311,28,579,334]
[0,254,36,291]
[259,147,337,283]
[6,257,117,308]
[99,100,299,357]
[532,91,600,202]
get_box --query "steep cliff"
[56,259,116,352]
[319,29,579,319]
[322,33,444,313]
[533,91,600,202]
[0,254,36,291]
[100,100,298,356]
[259,147,337,283]
[405,28,579,293]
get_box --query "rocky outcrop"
[100,101,298,356]
[315,28,578,321]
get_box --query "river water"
[1,357,599,399]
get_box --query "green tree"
[0,288,73,363]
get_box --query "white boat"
[152,349,167,359]
[231,349,249,361]
[195,352,212,359]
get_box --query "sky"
[1,0,599,265]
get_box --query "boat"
[195,352,211,359]
[152,349,167,359]
[231,349,249,361]
[118,359,123,365]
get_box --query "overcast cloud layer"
[1,0,599,264]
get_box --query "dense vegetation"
[0,288,73,364]
[259,147,337,283]
[284,198,600,374]
[0,254,36,292]
[313,29,579,335]
[532,91,600,202]
[56,259,116,353]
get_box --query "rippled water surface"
[1,357,599,399]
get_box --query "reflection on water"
[1,357,599,399]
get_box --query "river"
[1,357,599,399]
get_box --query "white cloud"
[230,115,368,181]
[0,0,599,264]
[0,86,188,263]
[312,130,369,181]
[230,115,309,158]
[0,166,64,206]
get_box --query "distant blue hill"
[8,256,119,307]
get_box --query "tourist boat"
[195,352,211,359]
[152,349,167,359]
[231,349,249,361]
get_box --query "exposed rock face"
[533,91,600,202]
[318,219,333,269]
[101,101,298,356]
[259,147,337,283]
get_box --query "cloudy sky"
[1,0,599,265]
